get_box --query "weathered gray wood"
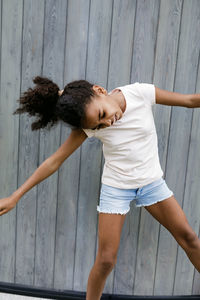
[15,0,45,286]
[192,56,200,294]
[54,0,90,291]
[34,0,67,288]
[91,0,138,294]
[171,0,200,294]
[113,0,159,295]
[184,103,200,295]
[73,0,112,291]
[131,0,160,295]
[0,0,200,296]
[153,0,183,295]
[93,1,136,293]
[0,0,23,282]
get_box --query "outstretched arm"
[12,128,87,200]
[155,86,195,108]
[0,128,87,215]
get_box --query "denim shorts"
[97,177,174,215]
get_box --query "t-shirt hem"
[101,172,164,189]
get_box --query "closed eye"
[91,111,106,130]
[97,112,106,129]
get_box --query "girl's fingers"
[0,209,7,216]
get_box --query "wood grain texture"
[34,0,67,289]
[0,0,200,296]
[73,0,112,291]
[15,0,45,287]
[130,0,160,295]
[192,55,200,294]
[153,0,183,295]
[173,0,200,294]
[94,0,137,294]
[54,0,90,291]
[0,0,23,282]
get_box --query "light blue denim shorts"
[97,177,174,215]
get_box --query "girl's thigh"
[97,213,127,261]
[144,194,197,246]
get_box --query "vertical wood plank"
[113,0,159,296]
[53,0,89,290]
[192,228,200,293]
[171,0,200,294]
[83,0,138,295]
[15,0,45,286]
[73,0,112,292]
[0,0,23,282]
[34,0,67,288]
[131,0,160,295]
[58,0,92,291]
[192,53,200,294]
[152,0,183,295]
[186,98,200,295]
[0,0,199,295]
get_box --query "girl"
[0,76,200,300]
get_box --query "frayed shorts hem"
[98,177,174,213]
[135,192,174,207]
[97,205,130,215]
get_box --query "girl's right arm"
[0,128,88,216]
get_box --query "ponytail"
[13,76,60,131]
[13,76,95,131]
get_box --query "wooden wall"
[0,0,200,296]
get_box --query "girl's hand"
[0,196,18,216]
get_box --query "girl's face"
[82,85,126,130]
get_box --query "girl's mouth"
[114,114,120,122]
[111,114,119,125]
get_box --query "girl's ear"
[92,85,107,95]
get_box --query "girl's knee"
[177,227,199,249]
[97,251,117,270]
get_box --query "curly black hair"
[13,76,96,131]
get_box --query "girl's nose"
[104,119,112,126]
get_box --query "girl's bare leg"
[145,195,200,272]
[86,212,127,300]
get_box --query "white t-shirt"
[82,82,163,189]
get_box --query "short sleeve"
[136,82,156,106]
[82,128,96,138]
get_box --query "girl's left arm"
[155,86,199,108]
[188,93,200,108]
